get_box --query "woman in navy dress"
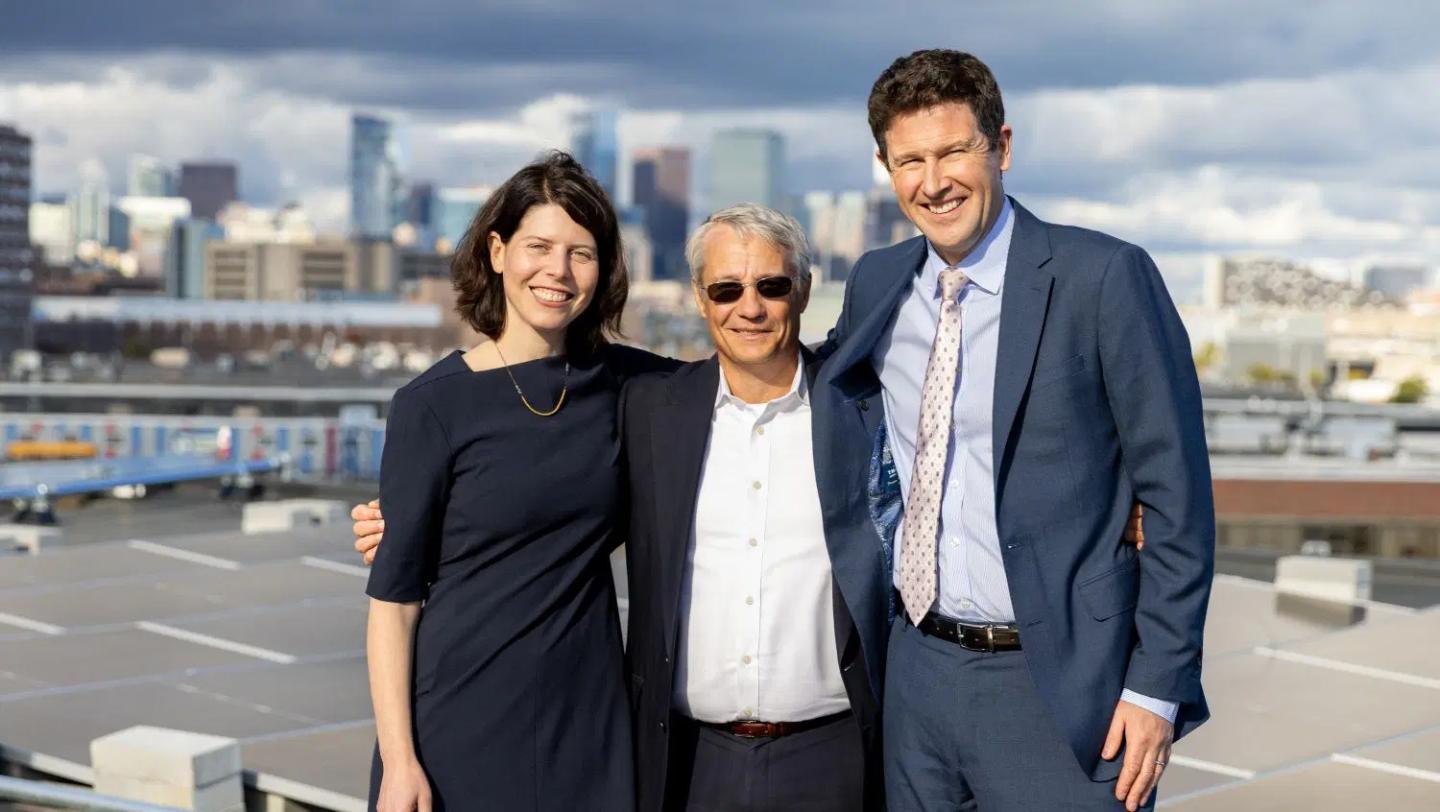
[366,153,672,812]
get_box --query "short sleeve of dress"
[366,388,452,603]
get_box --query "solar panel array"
[1,522,1438,810]
[0,525,374,811]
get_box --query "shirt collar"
[919,196,1013,299]
[714,351,808,413]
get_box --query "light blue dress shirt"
[873,199,1178,723]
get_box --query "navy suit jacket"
[811,198,1214,778]
[622,352,884,811]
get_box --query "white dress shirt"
[874,199,1178,724]
[673,357,851,723]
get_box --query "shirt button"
[742,707,753,717]
[752,481,762,491]
[756,426,765,436]
[960,600,973,609]
[749,538,759,547]
[745,596,754,605]
[742,655,752,664]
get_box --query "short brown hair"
[867,50,1005,161]
[451,151,626,356]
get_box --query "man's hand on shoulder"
[352,499,384,566]
[1102,699,1174,811]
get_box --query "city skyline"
[0,3,1437,291]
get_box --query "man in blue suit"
[811,50,1214,810]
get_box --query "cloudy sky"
[3,1,1438,297]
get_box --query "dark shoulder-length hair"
[451,150,626,356]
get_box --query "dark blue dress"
[367,345,672,811]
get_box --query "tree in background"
[1391,376,1429,404]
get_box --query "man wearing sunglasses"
[621,203,883,811]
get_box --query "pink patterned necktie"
[899,268,968,625]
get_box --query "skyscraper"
[117,196,191,277]
[569,109,619,198]
[351,114,403,239]
[709,128,785,212]
[434,186,493,252]
[165,218,223,299]
[128,154,175,197]
[406,182,436,229]
[0,124,34,357]
[73,158,110,247]
[178,162,239,220]
[631,147,690,281]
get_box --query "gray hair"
[686,203,813,287]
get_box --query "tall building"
[865,185,916,252]
[73,158,110,247]
[434,186,492,251]
[802,190,868,284]
[569,109,619,198]
[177,162,238,220]
[632,147,690,281]
[165,218,223,299]
[0,124,33,358]
[106,207,129,251]
[618,207,653,284]
[30,197,75,265]
[709,129,785,212]
[351,114,403,239]
[406,182,435,229]
[128,154,175,197]
[116,196,192,277]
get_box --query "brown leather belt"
[915,613,1022,652]
[694,710,850,739]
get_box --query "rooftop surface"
[0,494,1438,810]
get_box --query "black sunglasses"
[702,276,794,304]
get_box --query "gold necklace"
[492,343,569,417]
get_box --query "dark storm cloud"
[3,1,1437,115]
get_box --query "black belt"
[690,710,850,739]
[913,612,1022,652]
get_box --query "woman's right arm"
[365,387,452,811]
[368,599,431,812]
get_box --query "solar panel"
[0,454,282,501]
[1,517,1438,811]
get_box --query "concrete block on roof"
[242,499,348,535]
[1276,555,1373,604]
[0,524,64,554]
[90,725,243,812]
[93,773,244,811]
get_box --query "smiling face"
[692,224,808,371]
[881,101,1012,266]
[488,203,600,345]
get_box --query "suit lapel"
[801,349,858,667]
[821,237,927,392]
[992,201,1056,490]
[654,357,720,660]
